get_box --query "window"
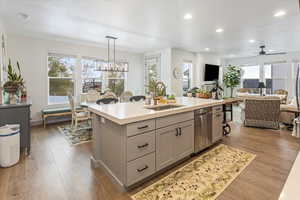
[182,62,192,92]
[48,53,76,104]
[264,63,291,94]
[81,58,126,96]
[81,58,103,93]
[263,64,272,94]
[241,65,260,89]
[103,71,125,96]
[145,55,161,92]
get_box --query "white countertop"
[279,151,300,200]
[88,97,225,125]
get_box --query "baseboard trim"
[30,118,71,127]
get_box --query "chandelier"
[100,36,128,72]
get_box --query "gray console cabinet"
[0,103,31,154]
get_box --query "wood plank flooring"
[0,123,299,200]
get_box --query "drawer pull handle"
[137,143,149,149]
[137,125,149,130]
[175,128,182,136]
[137,165,148,172]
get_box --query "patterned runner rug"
[58,122,92,146]
[132,144,256,200]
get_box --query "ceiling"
[0,0,300,57]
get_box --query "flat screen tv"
[204,64,220,81]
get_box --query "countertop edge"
[88,100,226,125]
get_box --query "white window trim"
[46,53,78,106]
[182,61,193,92]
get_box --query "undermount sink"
[145,104,183,111]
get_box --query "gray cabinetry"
[173,121,194,161]
[156,125,177,171]
[156,120,194,171]
[212,106,223,143]
[92,111,195,188]
[0,103,31,154]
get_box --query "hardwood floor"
[0,123,299,200]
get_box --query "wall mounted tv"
[204,64,220,81]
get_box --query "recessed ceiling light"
[216,28,224,33]
[274,10,286,17]
[184,13,193,20]
[205,48,210,51]
[249,39,255,43]
[17,12,30,21]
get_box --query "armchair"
[243,97,281,129]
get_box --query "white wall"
[195,53,221,85]
[171,49,221,96]
[171,49,197,96]
[145,48,172,94]
[0,17,6,84]
[145,48,221,96]
[7,34,144,122]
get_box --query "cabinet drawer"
[212,105,223,113]
[126,119,155,137]
[156,111,194,129]
[127,131,155,162]
[126,152,156,186]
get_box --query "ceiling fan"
[258,45,286,56]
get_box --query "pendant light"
[104,36,128,72]
[106,36,116,71]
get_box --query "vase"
[3,89,21,104]
[230,88,234,98]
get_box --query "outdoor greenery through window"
[81,58,126,96]
[82,58,103,93]
[145,55,161,93]
[48,53,127,104]
[48,53,75,104]
[182,62,192,92]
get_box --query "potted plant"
[146,79,166,97]
[196,89,202,98]
[187,87,198,97]
[3,59,24,104]
[223,65,241,98]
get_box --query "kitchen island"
[88,97,229,190]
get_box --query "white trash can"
[0,124,20,167]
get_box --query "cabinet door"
[173,121,194,161]
[156,125,177,171]
[212,112,223,143]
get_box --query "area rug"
[131,144,256,200]
[58,122,92,146]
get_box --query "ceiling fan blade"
[265,52,287,56]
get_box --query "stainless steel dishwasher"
[194,107,212,153]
